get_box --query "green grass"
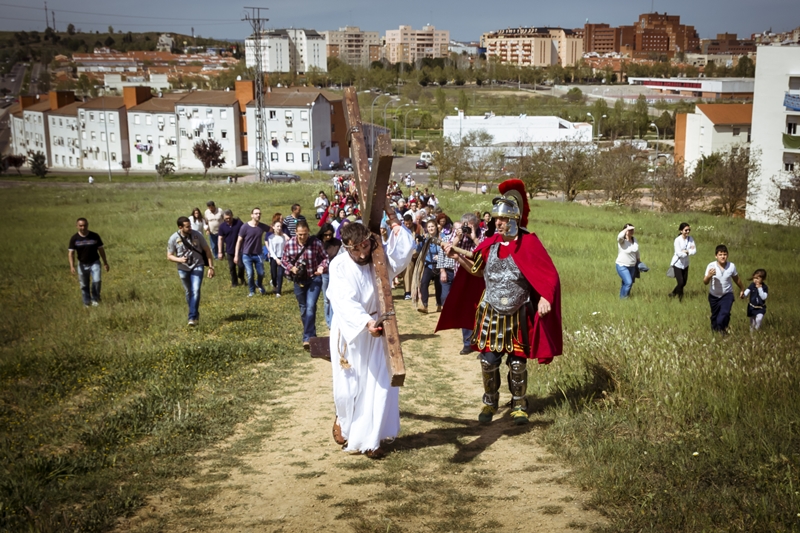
[1,180,800,532]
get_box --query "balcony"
[785,91,800,112]
[784,133,800,151]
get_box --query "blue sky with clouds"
[1,0,796,42]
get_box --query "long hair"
[191,207,202,222]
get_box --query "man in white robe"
[327,220,415,457]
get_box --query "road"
[0,63,26,98]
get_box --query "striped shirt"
[283,214,306,238]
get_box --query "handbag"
[666,265,676,278]
[179,232,209,267]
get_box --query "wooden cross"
[310,88,406,387]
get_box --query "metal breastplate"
[483,243,531,314]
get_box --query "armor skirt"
[471,295,527,356]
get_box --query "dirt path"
[117,299,606,533]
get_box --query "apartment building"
[322,27,381,68]
[583,12,699,58]
[245,89,338,172]
[482,27,583,67]
[701,34,756,55]
[127,91,184,171]
[77,96,131,171]
[174,91,242,170]
[49,100,83,170]
[674,104,752,175]
[384,25,449,64]
[746,45,800,225]
[245,29,327,73]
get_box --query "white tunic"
[327,228,415,453]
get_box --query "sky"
[1,0,797,42]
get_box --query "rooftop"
[49,101,84,117]
[24,100,52,113]
[245,89,326,108]
[129,93,187,112]
[176,91,239,106]
[696,103,753,125]
[78,96,126,110]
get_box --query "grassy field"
[1,180,800,532]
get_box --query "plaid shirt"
[436,232,458,270]
[281,236,329,277]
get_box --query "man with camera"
[281,220,328,350]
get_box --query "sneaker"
[404,293,411,300]
[459,347,473,355]
[188,319,197,327]
[248,292,255,297]
[91,301,100,307]
[478,405,497,424]
[510,406,529,425]
[259,288,267,295]
[275,293,281,298]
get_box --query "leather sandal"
[332,417,346,446]
[364,447,386,459]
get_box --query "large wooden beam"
[342,88,406,387]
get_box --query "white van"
[419,152,433,163]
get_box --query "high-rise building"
[584,12,699,58]
[245,29,327,74]
[481,27,583,67]
[322,27,381,68]
[384,25,449,64]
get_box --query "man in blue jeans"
[68,218,109,307]
[234,207,271,297]
[167,216,215,326]
[281,220,328,350]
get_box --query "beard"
[351,253,373,266]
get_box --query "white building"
[128,93,185,171]
[49,101,83,170]
[443,112,593,148]
[21,99,52,165]
[676,103,752,175]
[627,77,755,99]
[384,25,450,64]
[747,45,800,224]
[245,29,327,74]
[245,89,338,172]
[322,27,381,68]
[174,91,242,170]
[77,97,131,171]
[104,73,170,94]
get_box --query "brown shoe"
[417,306,428,314]
[436,306,442,312]
[303,342,310,351]
[332,417,346,446]
[364,447,386,459]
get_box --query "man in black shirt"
[68,218,109,307]
[217,209,246,288]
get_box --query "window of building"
[170,136,176,145]
[82,131,87,140]
[221,130,228,139]
[91,131,97,141]
[286,152,294,162]
[137,154,143,164]
[102,152,107,161]
[111,152,117,162]
[326,147,330,156]
[134,114,140,125]
[169,116,176,125]
[301,131,309,142]
[302,153,310,163]
[270,152,279,161]
[220,109,227,119]
[89,112,95,121]
[206,108,213,117]
[147,135,153,144]
[79,110,85,119]
[135,134,142,143]
[331,123,335,133]
[300,110,308,121]
[285,131,294,141]
[732,127,740,136]
[145,115,152,125]
[54,155,59,164]
[207,130,213,139]
[269,110,277,120]
[285,110,293,120]
[180,128,186,137]
[192,109,199,118]
[100,132,106,142]
[159,136,165,146]
[110,133,115,142]
[69,156,73,166]
[789,123,798,135]
[785,163,795,172]
[779,187,799,209]
[270,131,278,140]
[108,113,114,123]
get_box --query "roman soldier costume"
[436,179,563,424]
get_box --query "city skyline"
[0,0,797,43]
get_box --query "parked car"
[415,159,429,169]
[266,171,300,183]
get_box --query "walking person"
[234,208,271,297]
[217,209,245,288]
[615,223,640,299]
[189,207,207,244]
[68,218,109,307]
[449,213,482,354]
[283,204,307,238]
[669,222,696,301]
[281,220,328,349]
[267,220,289,297]
[328,220,415,458]
[205,201,225,258]
[167,216,215,326]
[318,223,342,328]
[703,244,744,334]
[418,219,443,313]
[741,268,768,331]
[314,191,330,220]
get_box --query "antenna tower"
[243,6,270,182]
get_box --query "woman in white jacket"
[669,222,696,301]
[615,223,640,299]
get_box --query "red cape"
[435,232,563,363]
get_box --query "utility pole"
[51,10,55,32]
[243,6,271,182]
[44,1,49,29]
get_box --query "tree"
[67,23,76,35]
[400,81,422,103]
[462,130,503,193]
[550,141,595,202]
[593,146,647,206]
[121,160,131,176]
[733,55,755,78]
[457,90,469,115]
[652,162,701,213]
[434,87,446,113]
[505,140,551,196]
[431,138,469,189]
[706,148,760,216]
[633,95,650,138]
[28,151,48,179]
[6,154,25,174]
[192,139,225,177]
[108,26,114,34]
[563,87,584,104]
[769,167,800,226]
[104,36,115,47]
[156,154,176,179]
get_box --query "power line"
[0,16,243,27]
[0,3,240,22]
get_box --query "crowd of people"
[66,175,773,459]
